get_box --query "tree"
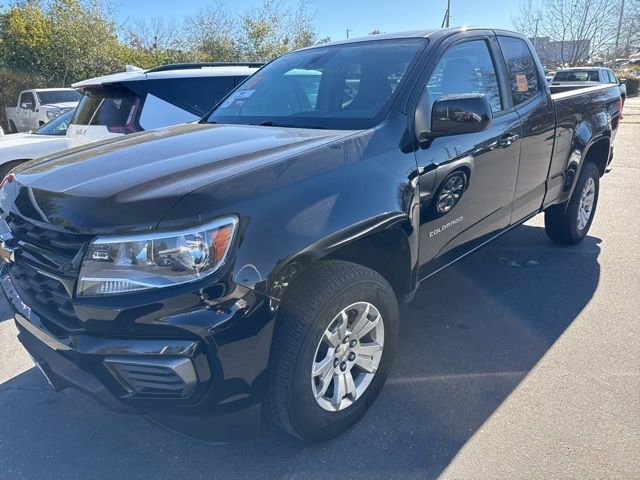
[126,17,180,53]
[512,0,623,65]
[46,0,122,84]
[186,0,317,62]
[184,1,240,61]
[0,2,53,77]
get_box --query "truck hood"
[0,133,70,162]
[0,123,354,234]
[0,133,64,146]
[41,102,78,110]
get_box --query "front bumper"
[0,263,275,441]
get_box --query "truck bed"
[543,83,621,209]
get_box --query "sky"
[111,0,519,41]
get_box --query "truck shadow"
[0,224,601,479]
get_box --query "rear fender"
[548,116,610,210]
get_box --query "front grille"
[4,214,89,273]
[4,214,92,334]
[9,262,82,334]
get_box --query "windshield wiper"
[256,121,327,130]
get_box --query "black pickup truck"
[0,28,620,442]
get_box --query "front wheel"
[545,162,600,244]
[266,260,399,441]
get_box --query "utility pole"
[614,0,625,59]
[346,29,352,39]
[441,0,451,28]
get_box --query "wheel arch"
[265,214,417,308]
[581,136,611,177]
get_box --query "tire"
[545,162,600,245]
[8,120,17,134]
[266,260,399,441]
[0,159,28,180]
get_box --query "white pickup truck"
[4,88,80,133]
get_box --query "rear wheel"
[266,260,399,441]
[545,162,600,244]
[8,120,17,134]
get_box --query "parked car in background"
[4,88,80,133]
[68,62,261,145]
[0,63,260,177]
[0,109,74,178]
[0,28,620,442]
[551,67,627,103]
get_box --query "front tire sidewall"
[288,280,398,440]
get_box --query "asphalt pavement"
[0,98,639,480]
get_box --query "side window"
[20,92,35,108]
[426,39,502,114]
[607,70,617,84]
[138,94,200,130]
[144,77,236,116]
[498,36,541,105]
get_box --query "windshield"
[33,108,74,136]
[207,39,425,130]
[553,70,600,82]
[37,90,81,105]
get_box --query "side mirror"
[619,78,627,85]
[415,93,493,142]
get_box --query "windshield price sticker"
[219,89,256,109]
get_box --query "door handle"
[497,133,520,148]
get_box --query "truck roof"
[299,27,525,51]
[72,64,261,89]
[30,88,77,92]
[556,67,603,71]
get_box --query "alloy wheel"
[311,302,384,412]
[577,177,596,231]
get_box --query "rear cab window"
[553,70,600,82]
[498,36,542,106]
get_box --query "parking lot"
[0,98,638,479]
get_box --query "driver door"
[414,34,522,278]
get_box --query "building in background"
[531,37,591,66]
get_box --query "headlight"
[77,216,238,297]
[46,110,60,120]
